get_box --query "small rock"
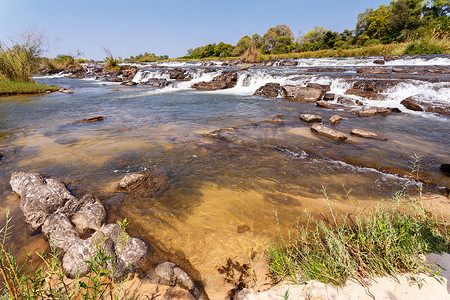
[441,164,450,175]
[323,93,335,101]
[234,288,257,300]
[120,81,137,86]
[70,194,106,233]
[264,118,284,125]
[351,129,378,138]
[337,97,355,105]
[373,59,385,65]
[192,72,237,91]
[328,115,342,125]
[237,225,251,234]
[401,97,423,111]
[300,114,322,123]
[72,116,105,124]
[310,123,347,141]
[59,88,73,94]
[390,107,402,113]
[118,173,146,189]
[155,262,196,291]
[316,101,339,109]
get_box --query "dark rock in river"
[345,89,383,100]
[253,83,283,98]
[192,72,237,91]
[400,97,450,115]
[323,93,335,101]
[373,59,385,65]
[401,97,423,111]
[73,116,105,124]
[300,114,322,123]
[356,66,392,74]
[337,97,356,105]
[121,65,139,80]
[352,80,399,93]
[283,85,323,102]
[310,123,347,141]
[169,68,192,80]
[441,164,450,175]
[237,224,251,233]
[121,80,137,86]
[10,171,76,231]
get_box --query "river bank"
[0,54,448,299]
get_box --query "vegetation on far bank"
[182,0,449,60]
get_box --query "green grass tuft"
[0,80,58,96]
[266,190,449,286]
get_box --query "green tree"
[233,35,252,56]
[261,24,294,54]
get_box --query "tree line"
[184,0,449,59]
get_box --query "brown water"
[0,67,449,297]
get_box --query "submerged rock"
[253,83,283,98]
[263,117,284,125]
[72,116,105,124]
[283,85,323,102]
[155,262,197,294]
[328,115,342,125]
[300,114,322,123]
[118,173,147,190]
[351,129,378,139]
[310,123,347,141]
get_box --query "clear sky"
[0,0,391,60]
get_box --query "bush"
[404,38,444,55]
[241,46,260,63]
[0,30,44,82]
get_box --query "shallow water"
[1,56,449,297]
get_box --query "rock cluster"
[9,171,147,279]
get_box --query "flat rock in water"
[351,129,378,138]
[73,116,105,124]
[353,107,390,117]
[300,114,322,123]
[283,85,323,102]
[306,83,330,93]
[263,117,284,125]
[310,123,347,141]
[120,81,137,86]
[356,66,392,74]
[328,115,342,125]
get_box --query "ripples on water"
[1,56,449,296]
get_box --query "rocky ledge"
[9,171,202,298]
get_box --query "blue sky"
[0,0,391,59]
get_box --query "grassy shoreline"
[0,80,59,96]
